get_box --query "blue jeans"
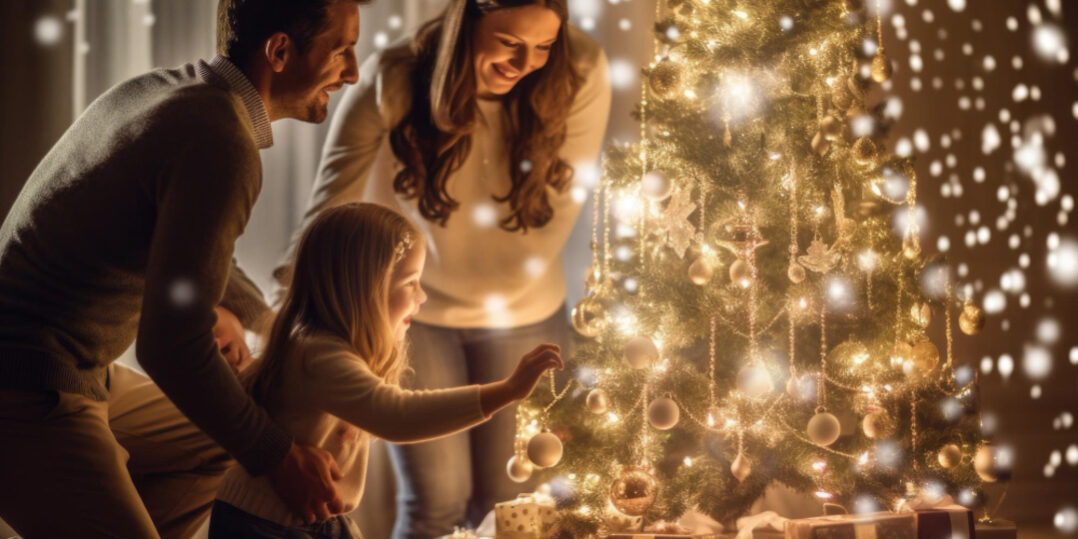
[388,307,571,539]
[208,500,363,539]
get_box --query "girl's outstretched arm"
[303,341,561,443]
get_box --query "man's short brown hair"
[216,0,365,69]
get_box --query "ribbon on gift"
[735,510,788,539]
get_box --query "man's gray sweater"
[0,57,290,475]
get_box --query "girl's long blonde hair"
[248,203,417,408]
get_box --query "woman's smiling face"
[472,5,562,98]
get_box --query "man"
[0,0,364,537]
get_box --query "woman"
[276,0,610,536]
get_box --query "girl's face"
[472,5,561,98]
[388,240,428,340]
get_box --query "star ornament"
[655,188,697,258]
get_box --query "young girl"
[210,202,562,538]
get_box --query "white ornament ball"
[586,388,610,414]
[641,170,673,201]
[807,412,842,446]
[737,364,774,398]
[938,443,962,469]
[689,257,714,285]
[506,455,534,483]
[648,397,680,430]
[731,452,752,482]
[624,336,659,369]
[527,432,563,468]
[788,262,807,283]
[729,259,752,285]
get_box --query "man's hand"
[214,306,252,374]
[268,443,344,524]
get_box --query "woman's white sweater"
[278,27,611,329]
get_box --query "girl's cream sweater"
[216,332,488,525]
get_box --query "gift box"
[604,534,723,538]
[912,507,974,539]
[784,511,916,539]
[974,519,1015,539]
[494,494,557,539]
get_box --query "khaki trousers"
[0,364,232,539]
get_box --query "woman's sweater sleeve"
[273,52,389,290]
[561,33,612,171]
[304,346,488,444]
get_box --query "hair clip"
[394,231,415,263]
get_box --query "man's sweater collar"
[196,55,274,149]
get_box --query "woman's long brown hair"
[385,0,582,232]
[247,203,416,408]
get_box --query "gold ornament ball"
[609,466,657,516]
[862,409,896,439]
[830,340,869,368]
[891,341,915,370]
[689,257,714,285]
[647,397,680,430]
[648,60,681,98]
[737,364,774,398]
[831,81,854,111]
[641,170,673,201]
[624,336,659,369]
[938,443,962,469]
[571,294,605,337]
[871,49,894,82]
[903,339,940,377]
[820,116,844,140]
[852,136,878,165]
[788,262,807,283]
[911,302,932,328]
[586,388,610,414]
[526,432,563,468]
[506,455,534,483]
[729,259,752,285]
[811,130,832,156]
[807,412,842,446]
[731,452,752,482]
[959,301,986,335]
[974,443,1012,483]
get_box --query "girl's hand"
[505,343,564,400]
[479,343,563,416]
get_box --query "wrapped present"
[895,493,975,539]
[494,494,557,539]
[912,507,974,539]
[974,519,1015,539]
[604,534,724,538]
[784,511,916,539]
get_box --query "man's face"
[277,1,360,122]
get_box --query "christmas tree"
[511,0,998,535]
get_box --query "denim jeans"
[209,501,363,539]
[387,307,571,539]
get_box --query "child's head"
[251,203,426,404]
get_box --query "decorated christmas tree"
[511,0,999,535]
